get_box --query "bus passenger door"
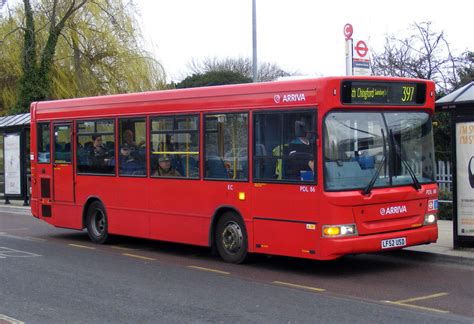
[52,123,74,202]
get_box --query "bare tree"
[372,22,462,93]
[189,57,292,82]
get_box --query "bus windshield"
[324,111,435,191]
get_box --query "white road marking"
[0,314,25,324]
[0,232,43,242]
[188,266,230,275]
[0,247,41,258]
[68,244,96,250]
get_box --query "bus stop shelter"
[436,81,474,248]
[0,113,31,206]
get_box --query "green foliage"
[0,15,22,113]
[433,111,452,162]
[0,0,166,114]
[176,70,252,89]
[455,51,474,88]
[438,189,453,220]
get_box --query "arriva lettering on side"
[282,93,306,103]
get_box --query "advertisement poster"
[4,134,21,195]
[456,122,474,236]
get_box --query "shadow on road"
[47,230,442,278]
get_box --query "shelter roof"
[0,113,30,128]
[436,81,474,110]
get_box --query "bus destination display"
[341,81,426,105]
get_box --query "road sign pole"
[345,38,353,76]
[343,24,354,76]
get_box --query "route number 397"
[402,86,415,102]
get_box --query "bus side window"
[76,120,115,175]
[150,115,199,178]
[253,110,317,183]
[37,123,51,163]
[118,118,147,176]
[204,113,248,181]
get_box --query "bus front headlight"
[424,214,437,225]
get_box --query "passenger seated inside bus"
[283,121,314,180]
[206,156,230,178]
[91,135,112,166]
[152,155,181,177]
[122,129,145,151]
[117,143,145,175]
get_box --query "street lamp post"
[252,0,257,82]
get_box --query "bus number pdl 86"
[402,86,415,102]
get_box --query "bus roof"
[32,76,434,120]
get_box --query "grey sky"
[139,0,472,81]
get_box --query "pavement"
[405,219,474,260]
[1,199,473,261]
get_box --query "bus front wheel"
[86,201,109,244]
[216,212,248,264]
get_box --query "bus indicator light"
[238,192,246,201]
[323,227,340,236]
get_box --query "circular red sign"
[344,24,353,39]
[355,40,368,57]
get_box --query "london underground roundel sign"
[355,40,368,58]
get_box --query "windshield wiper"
[363,128,388,195]
[362,154,386,195]
[389,129,422,190]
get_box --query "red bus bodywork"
[30,77,438,261]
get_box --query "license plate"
[381,237,406,249]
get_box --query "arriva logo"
[380,205,408,216]
[274,93,306,104]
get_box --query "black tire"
[86,201,109,244]
[215,212,248,264]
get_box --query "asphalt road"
[0,206,473,323]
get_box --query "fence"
[436,160,452,203]
[401,160,452,201]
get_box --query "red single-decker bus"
[30,76,438,262]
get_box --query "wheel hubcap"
[91,209,105,237]
[221,222,243,254]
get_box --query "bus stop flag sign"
[352,39,371,76]
[344,24,353,40]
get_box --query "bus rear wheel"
[86,201,109,244]
[216,212,248,264]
